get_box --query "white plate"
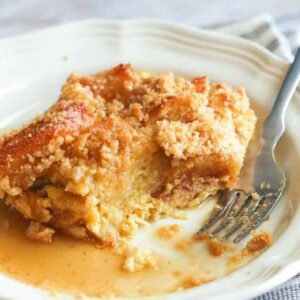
[0,19,300,300]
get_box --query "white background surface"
[0,0,300,37]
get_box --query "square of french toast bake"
[0,64,256,246]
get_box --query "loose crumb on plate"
[242,232,272,255]
[122,246,159,273]
[207,238,229,257]
[156,224,182,239]
[181,274,215,289]
[193,232,209,241]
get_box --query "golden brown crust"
[0,100,94,191]
[0,64,257,245]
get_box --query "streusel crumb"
[0,64,256,245]
[156,224,182,239]
[121,246,158,272]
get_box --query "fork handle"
[263,48,300,147]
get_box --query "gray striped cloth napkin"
[205,14,300,61]
[205,14,300,300]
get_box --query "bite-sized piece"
[0,64,256,246]
[243,232,272,255]
[26,221,55,243]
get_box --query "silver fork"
[197,48,300,243]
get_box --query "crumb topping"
[0,64,256,245]
[227,232,272,270]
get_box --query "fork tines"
[197,189,283,243]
